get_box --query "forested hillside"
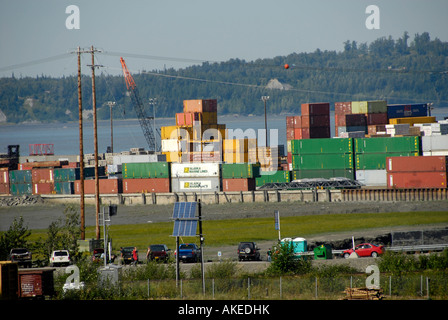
[0,32,447,123]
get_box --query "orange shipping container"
[222,178,256,191]
[32,168,54,184]
[183,99,217,113]
[387,171,447,189]
[74,179,122,194]
[33,182,54,195]
[0,182,9,194]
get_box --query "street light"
[261,96,270,146]
[107,101,116,153]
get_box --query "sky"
[1,0,447,78]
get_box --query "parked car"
[343,243,385,258]
[92,248,116,263]
[121,246,137,265]
[238,242,261,261]
[147,244,170,262]
[175,243,201,263]
[9,248,32,267]
[50,250,70,267]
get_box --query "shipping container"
[292,169,355,180]
[160,125,193,141]
[355,136,421,154]
[18,269,55,299]
[387,171,447,189]
[335,102,352,115]
[351,101,368,114]
[301,126,330,139]
[367,100,387,114]
[356,170,387,187]
[286,127,295,140]
[389,116,436,125]
[9,183,32,195]
[366,113,388,125]
[337,126,367,135]
[9,170,32,184]
[387,156,447,173]
[222,178,256,191]
[301,103,330,116]
[192,124,226,141]
[0,261,18,300]
[290,138,353,155]
[191,151,222,163]
[123,162,170,179]
[356,152,419,170]
[422,135,448,152]
[31,168,54,183]
[286,116,301,129]
[122,178,170,193]
[171,177,220,192]
[194,111,218,125]
[171,162,220,177]
[255,170,291,187]
[292,153,353,170]
[0,169,9,184]
[74,179,122,194]
[387,104,427,119]
[0,182,9,194]
[53,181,74,194]
[301,114,330,127]
[32,182,54,194]
[183,99,217,113]
[223,151,248,164]
[113,154,166,165]
[221,163,260,179]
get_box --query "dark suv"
[147,244,170,262]
[238,242,261,261]
[9,248,32,267]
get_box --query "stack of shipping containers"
[31,168,54,195]
[355,136,421,186]
[8,170,32,196]
[221,163,259,191]
[387,156,447,189]
[56,167,103,195]
[171,162,221,192]
[291,138,355,180]
[121,161,170,193]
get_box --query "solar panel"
[172,202,197,219]
[172,220,198,237]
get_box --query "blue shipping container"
[387,104,427,119]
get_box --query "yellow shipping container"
[161,126,193,140]
[194,111,218,125]
[389,116,436,125]
[351,101,368,114]
[193,124,227,141]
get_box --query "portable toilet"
[281,237,307,259]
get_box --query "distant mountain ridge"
[0,31,447,123]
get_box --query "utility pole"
[87,45,103,240]
[107,101,116,153]
[76,47,85,240]
[261,96,270,147]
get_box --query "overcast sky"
[1,0,447,78]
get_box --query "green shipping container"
[9,183,32,195]
[351,101,368,114]
[292,169,355,180]
[53,167,104,182]
[221,163,260,179]
[290,138,353,155]
[292,154,354,170]
[255,171,291,187]
[356,152,419,170]
[355,136,421,154]
[54,181,74,194]
[9,170,32,184]
[367,100,387,113]
[123,162,170,179]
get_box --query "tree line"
[0,32,447,124]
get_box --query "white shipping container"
[422,135,448,152]
[171,163,221,177]
[161,139,181,152]
[112,154,166,165]
[106,164,122,174]
[171,177,221,192]
[356,170,387,187]
[423,151,448,156]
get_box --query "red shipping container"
[301,127,330,139]
[286,116,295,128]
[18,163,33,170]
[75,179,122,194]
[335,102,352,115]
[366,113,388,125]
[33,182,54,194]
[122,178,170,193]
[301,103,330,116]
[287,152,292,164]
[387,156,448,173]
[294,128,303,139]
[0,182,9,194]
[32,168,54,183]
[286,127,295,140]
[301,114,330,127]
[62,162,80,168]
[183,99,217,113]
[0,169,9,183]
[292,116,301,128]
[387,172,447,189]
[222,178,255,191]
[345,114,366,126]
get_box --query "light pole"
[261,96,270,146]
[149,98,157,152]
[107,101,116,153]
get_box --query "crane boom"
[120,57,157,152]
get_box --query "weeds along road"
[2,200,448,232]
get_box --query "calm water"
[1,109,447,156]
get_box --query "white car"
[50,250,71,267]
